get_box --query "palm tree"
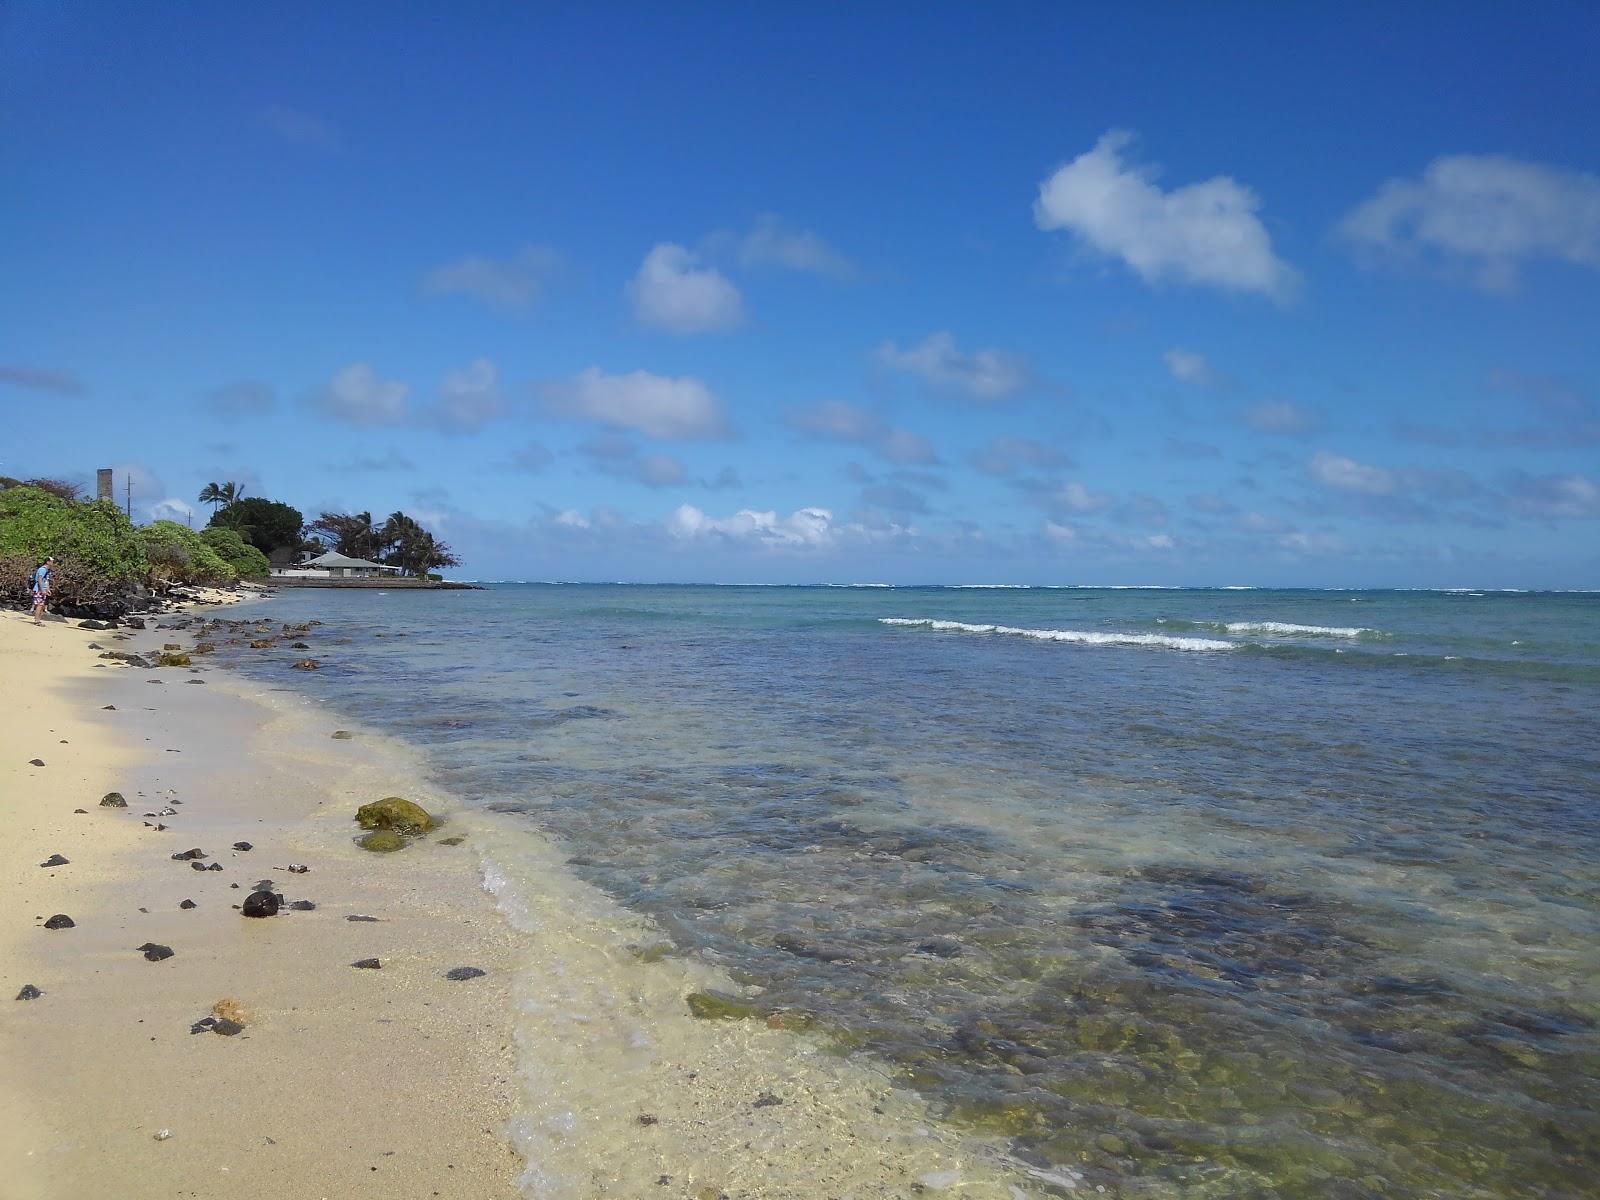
[198,482,224,514]
[218,481,246,508]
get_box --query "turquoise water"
[218,586,1599,1197]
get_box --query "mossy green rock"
[358,830,407,853]
[686,991,761,1021]
[156,651,191,667]
[356,796,435,834]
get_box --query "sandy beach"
[0,604,523,1199]
[2,599,1035,1200]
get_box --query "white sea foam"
[879,617,1234,651]
[1222,621,1375,638]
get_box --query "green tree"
[379,510,460,577]
[207,496,304,554]
[198,482,223,514]
[0,485,148,606]
[199,526,270,577]
[306,511,383,560]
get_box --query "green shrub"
[199,526,270,577]
[0,486,148,605]
[136,521,237,586]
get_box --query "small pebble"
[153,1129,172,1141]
[179,899,197,909]
[40,854,69,867]
[287,900,316,911]
[138,943,175,962]
[232,841,253,852]
[347,915,380,922]
[28,759,45,767]
[16,984,43,1001]
[351,958,382,970]
[102,705,116,711]
[444,966,486,981]
[753,1093,783,1108]
[43,914,75,930]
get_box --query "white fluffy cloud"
[423,246,560,312]
[877,332,1029,401]
[548,367,729,440]
[628,243,745,333]
[313,364,410,426]
[668,504,836,547]
[1034,130,1297,299]
[786,400,936,464]
[1163,348,1217,387]
[1339,154,1600,290]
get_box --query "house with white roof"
[271,551,402,579]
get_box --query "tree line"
[199,481,459,578]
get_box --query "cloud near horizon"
[1034,131,1298,300]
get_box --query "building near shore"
[271,551,402,579]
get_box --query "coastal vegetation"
[307,509,460,577]
[0,473,460,614]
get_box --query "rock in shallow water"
[444,966,486,981]
[43,914,75,930]
[358,830,407,853]
[356,797,435,834]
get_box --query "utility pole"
[125,474,132,521]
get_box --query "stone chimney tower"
[96,468,113,501]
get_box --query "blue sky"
[3,2,1598,585]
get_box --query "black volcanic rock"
[43,914,75,930]
[445,966,486,981]
[40,854,69,867]
[232,841,253,852]
[137,943,174,961]
[179,899,197,909]
[241,890,280,918]
[100,792,127,808]
[351,958,382,969]
[16,984,43,1001]
[171,848,207,861]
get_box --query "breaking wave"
[1159,618,1382,639]
[879,617,1235,652]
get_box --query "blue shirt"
[30,564,49,591]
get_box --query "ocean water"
[216,585,1598,1198]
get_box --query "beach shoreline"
[0,603,524,1199]
[3,598,1036,1200]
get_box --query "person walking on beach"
[29,556,54,625]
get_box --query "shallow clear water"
[217,585,1600,1198]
